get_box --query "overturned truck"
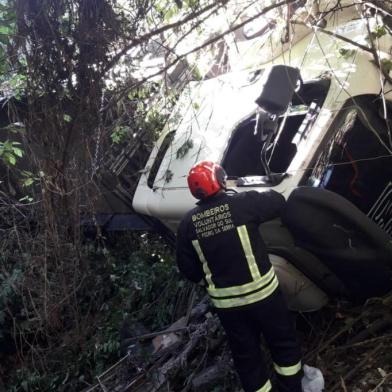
[133,3,392,312]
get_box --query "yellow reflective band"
[237,225,261,281]
[207,267,275,298]
[273,361,302,376]
[255,379,272,392]
[210,275,279,308]
[192,240,215,289]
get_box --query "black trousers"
[216,290,302,392]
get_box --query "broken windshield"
[222,78,331,183]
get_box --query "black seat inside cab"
[282,187,392,301]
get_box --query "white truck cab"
[133,2,392,311]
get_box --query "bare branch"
[104,0,227,74]
[106,0,298,109]
[291,20,373,53]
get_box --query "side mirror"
[255,65,301,115]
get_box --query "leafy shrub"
[4,231,185,391]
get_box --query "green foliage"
[111,125,130,144]
[0,0,226,390]
[338,47,356,59]
[184,0,200,8]
[0,0,25,99]
[192,101,200,110]
[151,0,204,24]
[5,232,183,392]
[153,0,182,22]
[0,140,23,165]
[20,170,37,187]
[0,122,25,134]
[2,73,27,100]
[370,24,387,40]
[76,234,182,379]
[146,108,169,139]
[96,233,180,328]
[124,83,174,146]
[381,59,392,75]
[0,1,16,58]
[176,138,193,159]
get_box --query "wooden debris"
[84,292,392,392]
[191,361,231,391]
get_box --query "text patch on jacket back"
[192,203,235,239]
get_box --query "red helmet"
[187,161,227,200]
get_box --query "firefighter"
[176,161,302,392]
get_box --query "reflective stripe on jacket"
[176,190,286,309]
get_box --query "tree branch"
[106,0,298,109]
[291,20,373,53]
[104,0,227,74]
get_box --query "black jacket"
[176,190,285,308]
